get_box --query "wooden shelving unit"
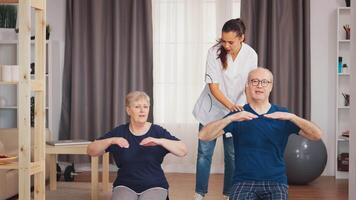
[0,0,47,199]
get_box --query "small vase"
[346,31,350,40]
[345,0,351,7]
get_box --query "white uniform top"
[193,43,258,125]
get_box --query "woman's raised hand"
[140,137,162,146]
[111,137,130,148]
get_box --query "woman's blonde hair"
[125,91,150,107]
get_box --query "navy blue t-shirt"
[224,104,300,185]
[99,123,179,193]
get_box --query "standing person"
[87,91,188,200]
[192,18,258,199]
[199,68,322,200]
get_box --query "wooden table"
[46,144,110,200]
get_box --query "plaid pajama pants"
[229,181,288,200]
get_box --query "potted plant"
[0,5,17,40]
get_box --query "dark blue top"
[224,104,300,185]
[99,123,179,193]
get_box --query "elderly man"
[199,68,322,200]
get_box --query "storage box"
[337,153,349,171]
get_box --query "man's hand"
[111,137,130,148]
[264,112,295,120]
[265,111,322,141]
[228,111,258,122]
[140,137,162,147]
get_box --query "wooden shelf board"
[0,161,18,169]
[0,0,18,4]
[0,81,18,85]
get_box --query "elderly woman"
[87,91,188,200]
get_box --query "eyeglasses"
[249,79,272,87]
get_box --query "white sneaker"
[194,193,204,200]
[223,195,229,200]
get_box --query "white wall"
[46,0,345,175]
[310,0,349,176]
[46,0,66,140]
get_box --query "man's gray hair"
[247,67,274,82]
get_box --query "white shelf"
[0,81,18,85]
[0,77,48,85]
[0,39,56,130]
[0,106,17,109]
[338,7,351,10]
[0,40,50,44]
[0,106,49,109]
[30,74,49,78]
[338,72,350,76]
[0,40,17,44]
[337,137,349,142]
[335,7,351,180]
[336,171,349,179]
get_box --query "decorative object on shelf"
[0,96,7,107]
[0,5,17,28]
[0,65,18,82]
[338,57,343,73]
[343,24,350,40]
[1,65,12,82]
[284,134,327,185]
[11,65,18,81]
[342,92,350,106]
[30,62,35,74]
[342,130,350,137]
[345,0,351,7]
[46,24,51,40]
[342,63,348,73]
[337,153,349,171]
[0,6,18,40]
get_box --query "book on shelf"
[46,139,91,146]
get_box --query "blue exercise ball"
[284,134,327,185]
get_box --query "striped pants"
[229,181,288,200]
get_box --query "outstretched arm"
[209,83,244,112]
[87,137,129,156]
[140,138,188,157]
[199,111,258,141]
[264,112,322,140]
[289,115,322,140]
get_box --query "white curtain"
[152,0,241,173]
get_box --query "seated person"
[87,91,188,200]
[199,68,322,200]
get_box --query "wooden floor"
[72,172,348,200]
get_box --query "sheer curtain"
[152,0,241,173]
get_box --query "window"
[152,0,241,123]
